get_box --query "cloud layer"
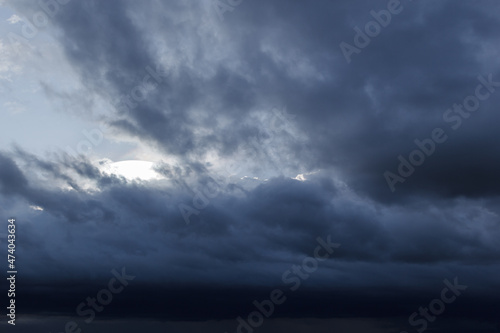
[1,0,499,330]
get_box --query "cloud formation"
[0,0,499,331]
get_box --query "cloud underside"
[1,0,500,322]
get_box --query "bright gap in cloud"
[98,160,164,181]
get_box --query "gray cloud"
[1,0,500,328]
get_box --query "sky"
[0,0,499,332]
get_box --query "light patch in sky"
[293,173,307,181]
[99,160,164,181]
[6,14,21,24]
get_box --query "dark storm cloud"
[0,151,28,195]
[2,0,500,326]
[23,0,499,200]
[0,151,499,321]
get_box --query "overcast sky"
[1,0,499,332]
